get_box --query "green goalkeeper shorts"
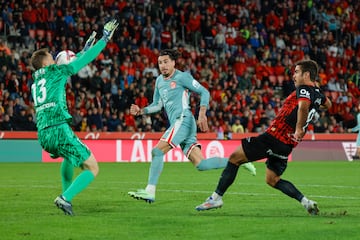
[38,123,91,167]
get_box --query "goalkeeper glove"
[102,18,119,42]
[82,31,97,53]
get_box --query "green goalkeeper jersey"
[31,39,106,130]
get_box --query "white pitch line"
[115,181,360,190]
[2,181,359,190]
[1,184,359,200]
[2,179,359,190]
[158,189,360,200]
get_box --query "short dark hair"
[295,60,319,81]
[30,48,49,70]
[159,49,181,61]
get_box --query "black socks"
[274,179,304,202]
[215,162,240,196]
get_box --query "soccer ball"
[55,50,76,65]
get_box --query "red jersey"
[266,85,326,147]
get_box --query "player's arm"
[77,31,97,57]
[294,99,310,141]
[180,73,210,108]
[351,125,360,133]
[69,19,118,73]
[143,84,163,114]
[69,38,106,73]
[319,97,332,110]
[132,80,163,116]
[181,73,210,132]
[197,105,208,132]
[351,114,360,132]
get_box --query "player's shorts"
[242,133,292,176]
[161,114,200,158]
[38,123,91,167]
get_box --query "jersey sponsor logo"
[170,81,176,89]
[192,80,200,88]
[299,88,310,99]
[35,102,56,111]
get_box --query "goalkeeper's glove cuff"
[102,31,112,42]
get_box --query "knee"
[152,148,164,158]
[83,154,99,177]
[91,165,99,177]
[82,164,99,177]
[229,152,247,166]
[85,163,99,177]
[265,175,279,187]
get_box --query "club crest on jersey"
[170,81,176,89]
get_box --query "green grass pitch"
[0,161,359,240]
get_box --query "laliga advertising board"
[42,140,282,162]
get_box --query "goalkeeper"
[30,18,119,216]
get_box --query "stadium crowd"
[0,0,360,138]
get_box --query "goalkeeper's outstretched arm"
[81,31,97,53]
[69,18,119,73]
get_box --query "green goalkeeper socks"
[61,160,74,192]
[62,170,95,202]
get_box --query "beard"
[161,69,170,78]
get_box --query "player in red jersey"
[195,60,332,215]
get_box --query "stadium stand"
[0,0,359,136]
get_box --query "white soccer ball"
[55,50,76,65]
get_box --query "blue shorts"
[161,114,200,157]
[38,123,91,167]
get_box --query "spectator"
[71,107,83,131]
[142,22,156,50]
[123,108,136,131]
[107,111,121,132]
[1,0,360,134]
[87,107,103,131]
[0,113,13,130]
[135,91,149,109]
[231,118,244,133]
